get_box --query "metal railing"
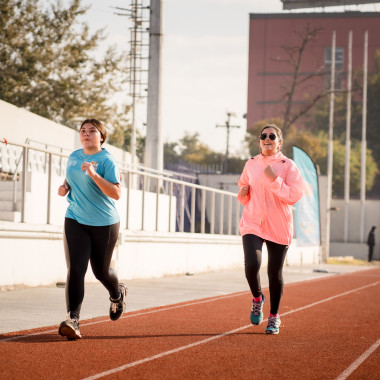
[0,139,242,235]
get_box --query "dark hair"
[260,123,283,150]
[80,119,107,145]
[260,124,283,142]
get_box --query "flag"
[293,146,321,246]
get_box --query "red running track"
[1,267,380,379]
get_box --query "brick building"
[246,11,380,131]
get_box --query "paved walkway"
[0,263,374,334]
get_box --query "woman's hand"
[239,185,249,197]
[264,164,277,181]
[81,162,121,200]
[58,184,69,197]
[81,161,96,177]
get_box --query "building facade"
[246,11,380,130]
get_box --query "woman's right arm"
[237,163,250,205]
[58,179,70,197]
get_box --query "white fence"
[0,139,243,235]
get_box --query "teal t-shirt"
[65,148,120,226]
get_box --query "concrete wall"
[0,100,77,150]
[329,199,380,260]
[0,100,133,165]
[330,199,380,243]
[319,176,380,259]
[0,222,320,290]
[0,224,243,290]
[330,242,368,260]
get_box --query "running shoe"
[58,317,82,340]
[250,294,265,325]
[109,283,128,321]
[265,315,281,335]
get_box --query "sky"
[45,0,380,157]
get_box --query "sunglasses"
[260,133,277,141]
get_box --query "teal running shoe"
[265,315,281,335]
[250,294,265,325]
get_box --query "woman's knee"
[92,267,108,282]
[245,260,260,275]
[68,266,87,281]
[268,271,283,287]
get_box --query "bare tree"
[273,24,331,135]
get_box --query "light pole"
[216,112,240,173]
[144,0,164,173]
[111,2,150,165]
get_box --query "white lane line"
[335,338,380,380]
[280,280,380,317]
[83,324,255,380]
[81,280,380,380]
[0,291,249,342]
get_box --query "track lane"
[85,273,380,380]
[0,268,379,380]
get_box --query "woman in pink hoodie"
[237,124,303,334]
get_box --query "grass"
[327,257,379,266]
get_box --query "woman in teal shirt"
[57,119,127,340]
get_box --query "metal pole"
[324,31,336,263]
[190,187,195,233]
[180,183,185,232]
[21,147,27,223]
[144,0,163,172]
[360,30,368,243]
[126,171,131,229]
[155,177,159,231]
[219,194,224,234]
[130,0,138,165]
[47,153,53,224]
[168,181,173,232]
[344,30,352,243]
[201,189,206,234]
[235,201,241,236]
[227,195,232,235]
[141,175,145,230]
[210,192,215,234]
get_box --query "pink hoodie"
[237,151,303,245]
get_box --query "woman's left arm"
[267,162,303,205]
[82,161,121,200]
[90,173,121,200]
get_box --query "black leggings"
[64,218,120,320]
[242,234,289,315]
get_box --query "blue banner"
[293,146,321,246]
